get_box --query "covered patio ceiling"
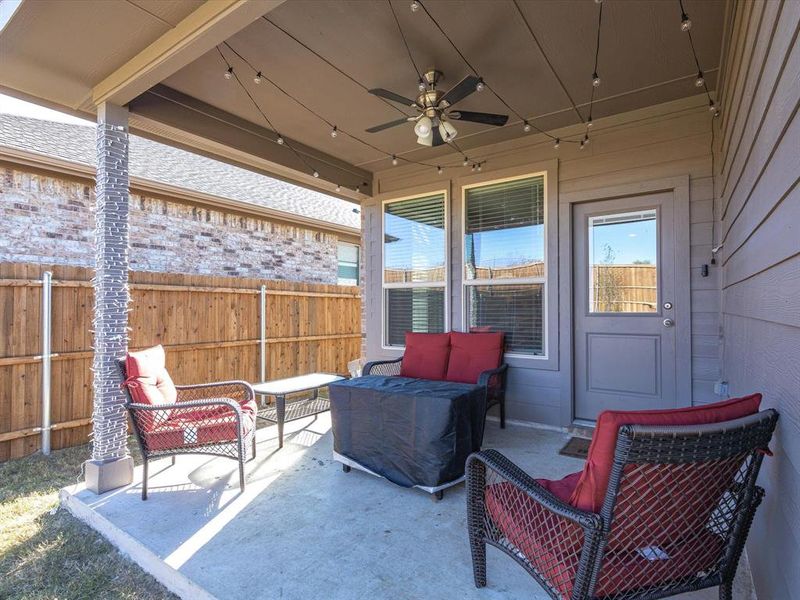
[0,0,725,199]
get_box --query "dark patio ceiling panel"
[157,0,725,173]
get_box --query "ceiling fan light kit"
[367,69,509,147]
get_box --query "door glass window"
[588,209,657,313]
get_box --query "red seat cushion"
[124,345,179,431]
[569,393,762,513]
[445,332,504,384]
[486,478,726,599]
[399,332,451,380]
[143,398,258,452]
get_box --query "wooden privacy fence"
[0,263,361,462]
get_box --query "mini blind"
[466,284,544,355]
[465,176,544,234]
[385,288,446,346]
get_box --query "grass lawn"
[0,443,175,600]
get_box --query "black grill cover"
[329,375,486,488]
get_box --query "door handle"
[663,318,674,328]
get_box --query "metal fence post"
[260,285,267,382]
[41,271,53,455]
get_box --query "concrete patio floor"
[61,415,754,600]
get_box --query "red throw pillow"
[399,333,451,380]
[445,332,504,384]
[125,345,178,407]
[569,393,762,512]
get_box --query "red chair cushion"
[125,345,178,406]
[143,398,258,452]
[399,332,451,380]
[124,345,179,432]
[486,479,726,599]
[569,394,762,513]
[445,332,504,384]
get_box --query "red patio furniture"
[362,331,509,427]
[118,345,257,500]
[466,395,779,600]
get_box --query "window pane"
[337,243,359,285]
[385,287,445,347]
[588,209,657,313]
[337,243,359,263]
[465,176,544,280]
[384,194,446,283]
[466,284,543,355]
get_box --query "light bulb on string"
[523,121,531,133]
[477,163,482,171]
[583,134,590,145]
[335,184,341,192]
[254,72,262,84]
[331,126,338,138]
[592,72,601,87]
[418,79,426,92]
[391,155,398,166]
[708,100,717,112]
[553,138,560,149]
[462,157,469,167]
[695,71,705,88]
[411,1,419,12]
[681,13,692,32]
[224,67,233,80]
[579,140,586,150]
[471,164,476,172]
[587,116,593,128]
[475,78,485,92]
[313,170,319,178]
[437,166,443,175]
[276,135,284,145]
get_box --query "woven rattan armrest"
[174,381,255,404]
[363,356,403,376]
[468,449,602,530]
[477,364,508,389]
[127,398,244,419]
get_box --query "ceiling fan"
[365,69,509,146]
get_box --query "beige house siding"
[362,94,721,427]
[714,1,800,597]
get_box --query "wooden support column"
[85,102,134,494]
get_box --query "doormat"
[559,437,591,460]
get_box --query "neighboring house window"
[337,242,360,286]
[463,174,546,356]
[383,192,447,347]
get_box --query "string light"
[477,163,482,171]
[708,99,717,112]
[587,116,593,128]
[554,138,560,149]
[224,67,234,80]
[313,170,320,178]
[254,71,262,84]
[356,186,360,194]
[463,157,469,166]
[592,72,601,87]
[410,1,419,12]
[579,140,586,150]
[277,135,284,145]
[336,184,341,192]
[681,12,692,32]
[523,121,532,133]
[471,164,476,172]
[584,134,590,145]
[418,79,426,91]
[437,165,443,175]
[331,125,338,138]
[391,154,398,166]
[695,71,705,87]
[475,78,485,92]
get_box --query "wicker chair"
[118,352,257,500]
[466,409,779,600]
[363,356,509,427]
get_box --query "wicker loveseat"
[363,331,509,427]
[466,394,779,600]
[119,345,257,500]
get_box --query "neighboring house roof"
[0,114,361,231]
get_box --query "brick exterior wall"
[0,166,342,283]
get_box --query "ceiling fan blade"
[368,88,417,107]
[431,127,445,147]
[439,75,480,107]
[449,110,509,126]
[365,117,413,133]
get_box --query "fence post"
[260,285,267,382]
[41,271,53,456]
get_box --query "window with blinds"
[337,242,359,286]
[383,193,447,346]
[464,175,546,356]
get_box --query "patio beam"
[84,102,134,494]
[129,85,372,198]
[90,0,284,109]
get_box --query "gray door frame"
[558,176,692,426]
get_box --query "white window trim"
[336,241,360,286]
[461,171,549,360]
[381,189,450,350]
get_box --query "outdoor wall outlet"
[714,380,729,396]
